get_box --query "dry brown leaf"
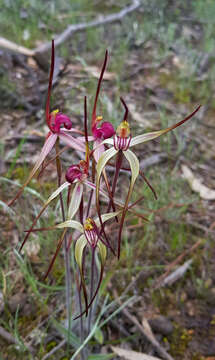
[181,164,215,200]
[67,63,116,80]
[23,240,40,262]
[111,346,161,360]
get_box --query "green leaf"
[93,327,104,344]
[52,319,81,348]
[88,355,115,360]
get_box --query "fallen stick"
[0,325,34,354]
[0,0,140,68]
[113,290,174,360]
[153,238,203,289]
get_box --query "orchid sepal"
[67,183,84,219]
[130,105,201,148]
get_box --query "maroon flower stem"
[45,40,55,128]
[102,169,117,215]
[91,50,108,128]
[107,150,123,213]
[88,248,96,332]
[107,162,157,199]
[79,195,84,225]
[74,265,104,320]
[55,139,72,350]
[139,170,157,200]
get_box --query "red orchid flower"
[8,40,85,207]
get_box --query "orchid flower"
[91,50,115,162]
[96,98,201,258]
[8,40,85,207]
[31,211,120,318]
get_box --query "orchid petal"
[55,220,83,233]
[46,181,70,205]
[117,149,139,258]
[75,234,89,316]
[78,136,94,142]
[130,105,201,147]
[94,211,121,226]
[68,183,84,219]
[97,240,107,267]
[8,133,57,206]
[59,132,85,152]
[124,149,140,190]
[102,138,114,145]
[44,228,67,279]
[96,147,118,196]
[60,127,84,134]
[75,234,88,270]
[130,131,166,147]
[93,139,105,162]
[19,181,70,251]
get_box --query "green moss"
[46,341,57,352]
[169,325,193,357]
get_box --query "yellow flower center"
[51,109,59,116]
[84,218,94,231]
[116,121,130,138]
[96,115,103,123]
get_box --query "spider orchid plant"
[96,98,201,258]
[8,40,85,207]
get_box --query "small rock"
[149,315,174,336]
[8,293,27,313]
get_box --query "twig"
[0,0,140,68]
[41,339,66,360]
[153,238,203,289]
[0,37,34,56]
[160,259,193,287]
[35,0,140,54]
[113,290,174,360]
[0,325,34,354]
